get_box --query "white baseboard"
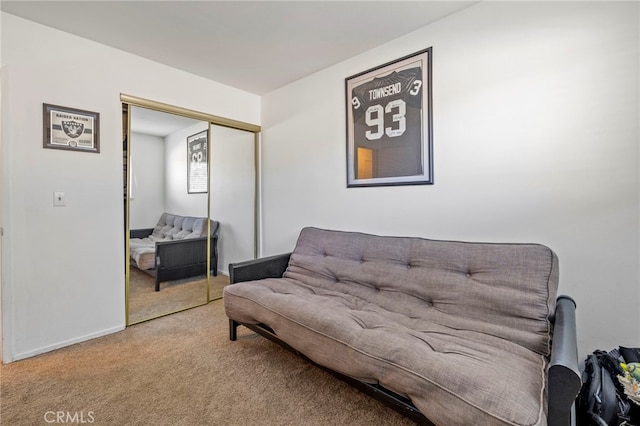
[10,325,125,362]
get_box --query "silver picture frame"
[346,48,433,187]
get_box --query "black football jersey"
[351,67,423,179]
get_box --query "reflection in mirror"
[209,124,256,300]
[126,105,210,324]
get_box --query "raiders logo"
[62,121,84,138]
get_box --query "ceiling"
[1,1,477,95]
[129,105,202,137]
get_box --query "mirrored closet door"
[208,124,257,300]
[122,95,261,325]
[126,105,209,324]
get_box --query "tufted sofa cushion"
[130,213,210,270]
[223,227,559,426]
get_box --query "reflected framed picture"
[346,48,433,187]
[187,130,208,194]
[43,103,100,153]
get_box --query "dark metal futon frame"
[228,253,581,426]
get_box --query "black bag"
[577,350,632,426]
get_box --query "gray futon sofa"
[130,213,220,291]
[224,227,581,426]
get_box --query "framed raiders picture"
[346,48,432,187]
[43,103,100,153]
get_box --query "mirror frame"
[121,94,261,325]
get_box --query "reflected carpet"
[128,267,228,324]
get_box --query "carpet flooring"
[0,299,414,426]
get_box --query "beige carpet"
[0,299,414,426]
[128,267,229,324]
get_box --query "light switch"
[53,192,66,207]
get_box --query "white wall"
[2,2,637,363]
[129,132,165,229]
[260,1,639,357]
[210,125,256,275]
[164,121,209,217]
[0,13,259,361]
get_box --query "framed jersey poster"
[187,130,208,194]
[346,48,432,187]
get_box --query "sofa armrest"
[156,237,212,268]
[229,253,292,284]
[130,228,154,239]
[210,220,221,238]
[152,236,218,291]
[227,252,292,340]
[547,295,581,426]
